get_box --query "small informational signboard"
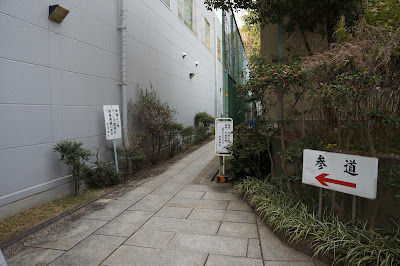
[302,149,378,199]
[103,105,122,140]
[215,118,233,156]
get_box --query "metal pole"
[219,156,224,176]
[120,0,128,148]
[222,156,225,175]
[318,188,322,220]
[352,195,356,225]
[221,10,227,118]
[213,16,218,118]
[113,139,119,172]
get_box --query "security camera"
[195,61,199,66]
[182,52,187,58]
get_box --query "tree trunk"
[267,136,275,178]
[365,119,376,157]
[365,118,379,229]
[326,0,336,44]
[301,30,313,56]
[277,89,287,173]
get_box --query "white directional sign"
[215,118,233,156]
[103,105,122,140]
[302,149,378,199]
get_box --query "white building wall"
[0,0,222,219]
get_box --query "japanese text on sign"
[103,105,122,140]
[302,149,378,199]
[215,118,233,155]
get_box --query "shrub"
[82,161,122,188]
[115,146,146,175]
[167,122,183,158]
[128,88,176,164]
[181,126,194,149]
[53,141,91,196]
[227,123,271,180]
[194,125,209,144]
[194,112,215,127]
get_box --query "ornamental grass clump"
[234,177,400,265]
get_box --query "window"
[161,0,170,7]
[204,17,211,51]
[217,37,221,61]
[178,0,197,35]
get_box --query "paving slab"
[101,245,207,266]
[124,229,175,248]
[83,200,134,221]
[206,254,263,266]
[95,210,154,237]
[6,247,64,266]
[6,141,317,266]
[167,162,190,170]
[227,200,253,212]
[259,226,312,262]
[49,234,125,266]
[188,209,256,223]
[174,190,205,199]
[168,172,197,183]
[142,217,220,235]
[257,215,266,226]
[166,198,229,210]
[182,184,217,192]
[128,194,173,212]
[139,175,170,189]
[139,169,181,188]
[32,219,107,250]
[264,261,314,266]
[247,238,262,259]
[166,233,248,257]
[218,222,259,238]
[116,187,151,202]
[154,206,193,219]
[179,166,204,175]
[202,191,241,201]
[151,182,186,195]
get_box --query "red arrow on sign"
[315,173,357,188]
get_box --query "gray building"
[0,0,223,218]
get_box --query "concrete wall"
[0,0,222,219]
[260,24,328,59]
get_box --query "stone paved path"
[6,141,326,266]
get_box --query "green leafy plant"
[194,125,209,144]
[82,161,122,188]
[194,112,215,127]
[384,164,400,199]
[181,126,194,149]
[227,123,271,180]
[115,146,146,175]
[128,88,176,164]
[167,122,183,158]
[234,177,400,265]
[53,141,91,196]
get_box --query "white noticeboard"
[103,105,122,140]
[302,149,378,199]
[215,118,233,156]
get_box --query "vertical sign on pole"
[103,105,122,172]
[215,118,233,182]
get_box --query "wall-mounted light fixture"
[49,5,70,23]
[189,73,195,79]
[195,61,199,66]
[182,52,187,58]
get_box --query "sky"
[215,8,246,28]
